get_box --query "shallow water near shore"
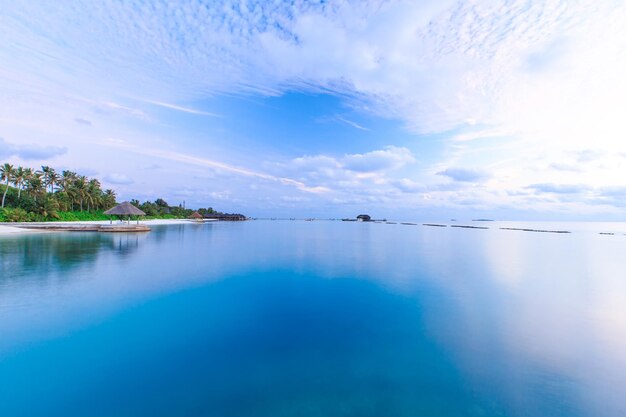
[1,221,626,416]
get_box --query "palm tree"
[58,170,77,210]
[1,163,15,208]
[86,178,101,211]
[13,166,26,200]
[48,169,59,193]
[22,168,34,200]
[25,171,45,203]
[103,189,116,209]
[74,175,87,211]
[41,166,52,192]
[58,170,76,193]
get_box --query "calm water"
[1,221,626,416]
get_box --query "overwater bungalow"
[188,211,218,223]
[203,213,247,221]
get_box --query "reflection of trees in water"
[0,232,147,282]
[0,224,204,285]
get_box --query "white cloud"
[266,146,425,207]
[437,167,490,183]
[2,1,624,138]
[0,137,67,161]
[103,173,134,185]
[342,146,415,173]
[549,163,583,173]
[281,146,416,186]
[210,191,231,201]
[528,183,590,195]
[73,118,92,126]
[2,1,626,217]
[102,141,330,194]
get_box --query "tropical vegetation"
[0,163,233,222]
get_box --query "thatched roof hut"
[104,201,146,216]
[189,211,203,219]
[104,201,146,224]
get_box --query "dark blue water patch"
[1,269,488,417]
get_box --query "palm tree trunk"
[1,179,9,208]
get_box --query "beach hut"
[104,201,146,224]
[189,211,204,222]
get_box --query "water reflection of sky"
[1,221,625,416]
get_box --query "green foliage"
[53,211,111,222]
[198,207,216,216]
[1,162,241,223]
[0,184,18,207]
[38,196,60,220]
[0,163,118,222]
[0,207,30,222]
[132,198,218,219]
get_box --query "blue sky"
[1,0,626,219]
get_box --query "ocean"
[1,220,626,416]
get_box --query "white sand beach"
[0,219,193,236]
[0,225,42,235]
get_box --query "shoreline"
[3,219,626,237]
[0,219,192,236]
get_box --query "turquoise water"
[1,221,626,416]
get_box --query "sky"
[1,0,626,220]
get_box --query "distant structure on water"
[203,213,247,221]
[342,214,378,222]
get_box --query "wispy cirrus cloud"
[140,99,220,117]
[334,116,369,131]
[5,0,617,134]
[102,140,329,194]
